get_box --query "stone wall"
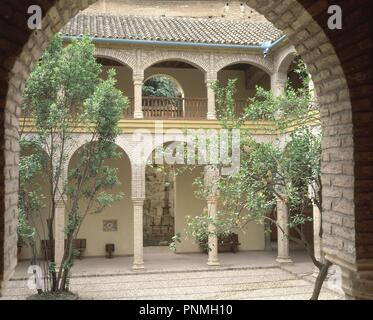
[85,0,267,21]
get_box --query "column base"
[207,258,220,267]
[207,112,217,120]
[276,257,293,264]
[134,111,144,119]
[132,263,145,271]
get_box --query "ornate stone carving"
[94,47,137,70]
[140,48,210,73]
[214,52,274,75]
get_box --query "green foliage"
[185,59,321,253]
[142,75,181,97]
[213,79,244,129]
[19,34,128,293]
[169,232,182,252]
[18,140,45,247]
[17,210,36,246]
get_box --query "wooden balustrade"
[142,96,184,118]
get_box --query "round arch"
[143,74,185,98]
[275,46,298,75]
[94,47,136,71]
[2,0,373,299]
[142,56,208,75]
[215,56,274,75]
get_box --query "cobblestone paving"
[1,267,342,300]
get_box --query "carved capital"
[132,198,145,206]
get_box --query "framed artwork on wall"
[103,220,118,232]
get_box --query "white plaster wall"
[174,167,205,253]
[73,150,134,257]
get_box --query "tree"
[18,34,128,295]
[142,75,181,97]
[183,60,331,300]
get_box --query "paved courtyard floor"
[1,247,343,300]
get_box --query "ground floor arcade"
[19,128,323,272]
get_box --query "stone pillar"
[131,163,145,270]
[132,198,145,270]
[276,198,292,264]
[206,77,217,120]
[133,74,144,119]
[207,198,220,266]
[271,71,287,97]
[338,263,373,300]
[204,166,220,266]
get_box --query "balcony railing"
[123,97,248,119]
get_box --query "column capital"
[133,78,144,85]
[206,196,219,204]
[275,194,288,205]
[132,198,145,205]
[205,77,218,84]
[54,197,66,208]
[133,72,144,83]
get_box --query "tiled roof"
[61,14,283,46]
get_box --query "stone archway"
[1,0,373,299]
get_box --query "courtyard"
[1,0,373,302]
[2,248,342,300]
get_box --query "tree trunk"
[310,260,332,300]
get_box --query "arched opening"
[144,140,206,253]
[17,142,51,263]
[68,142,132,258]
[217,63,271,116]
[1,0,372,300]
[142,74,185,119]
[144,60,207,119]
[96,57,134,118]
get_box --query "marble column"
[133,75,144,119]
[276,198,292,264]
[207,198,220,266]
[132,198,145,270]
[131,163,145,270]
[206,77,217,120]
[270,71,287,97]
[204,166,220,266]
